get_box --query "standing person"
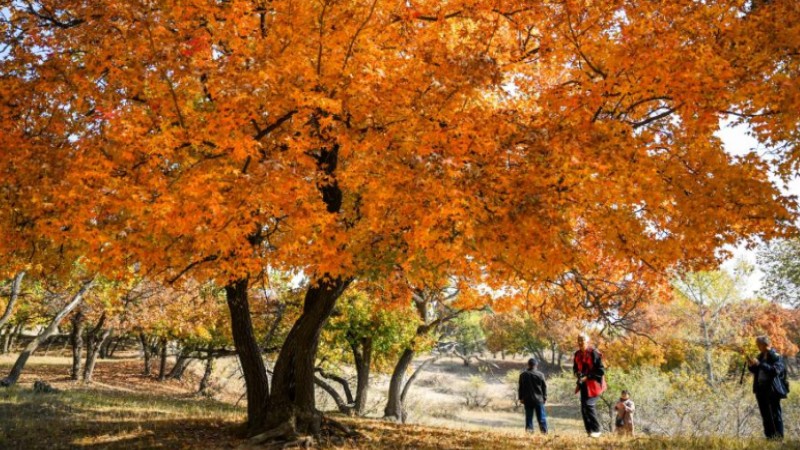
[518,358,548,434]
[573,333,606,438]
[748,335,787,440]
[614,390,635,436]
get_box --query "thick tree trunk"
[139,332,152,376]
[384,347,415,422]
[352,338,372,416]
[263,276,351,436]
[225,277,270,436]
[0,279,94,387]
[84,328,112,383]
[158,337,168,381]
[70,310,85,380]
[0,272,25,331]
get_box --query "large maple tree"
[1,0,798,438]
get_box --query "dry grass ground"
[1,355,798,449]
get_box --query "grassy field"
[0,356,798,449]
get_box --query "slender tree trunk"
[0,272,25,331]
[98,330,114,359]
[399,357,437,422]
[384,347,415,421]
[108,336,122,358]
[139,332,152,376]
[84,328,112,383]
[314,374,351,414]
[10,321,24,351]
[1,279,94,387]
[158,337,168,381]
[198,346,215,395]
[225,277,270,436]
[70,310,85,380]
[168,355,193,380]
[700,313,715,384]
[2,325,12,354]
[263,276,351,436]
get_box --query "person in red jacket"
[573,333,606,437]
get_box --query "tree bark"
[10,321,24,351]
[84,326,112,383]
[2,324,12,354]
[263,276,351,435]
[352,337,372,416]
[168,346,193,380]
[225,277,270,436]
[139,332,152,376]
[98,330,114,359]
[314,374,351,414]
[400,357,437,412]
[108,336,122,358]
[0,272,25,331]
[1,279,94,387]
[700,313,715,385]
[384,347,415,422]
[158,337,168,381]
[198,346,215,395]
[70,309,85,380]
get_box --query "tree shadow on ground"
[0,389,245,449]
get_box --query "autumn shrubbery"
[545,367,799,438]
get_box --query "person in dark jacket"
[573,333,606,437]
[518,358,548,433]
[748,335,786,440]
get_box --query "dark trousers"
[756,389,784,440]
[579,386,601,434]
[524,401,548,433]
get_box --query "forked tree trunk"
[0,272,25,331]
[139,332,152,376]
[262,277,351,436]
[84,328,112,383]
[70,310,85,380]
[168,346,194,380]
[1,279,94,387]
[225,277,270,436]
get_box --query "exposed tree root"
[248,413,367,447]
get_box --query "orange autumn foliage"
[0,0,797,312]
